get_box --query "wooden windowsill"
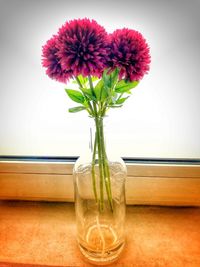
[1,161,200,206]
[0,201,200,267]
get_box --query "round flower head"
[42,36,72,83]
[56,18,109,77]
[109,28,151,81]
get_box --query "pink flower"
[42,36,72,83]
[56,18,110,78]
[109,28,151,81]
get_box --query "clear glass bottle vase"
[73,116,127,265]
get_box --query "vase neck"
[89,116,107,155]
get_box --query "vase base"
[78,223,125,265]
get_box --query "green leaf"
[115,96,129,104]
[68,106,86,113]
[108,104,123,108]
[80,88,97,102]
[94,79,108,101]
[81,88,93,97]
[65,89,85,104]
[102,68,120,101]
[103,68,119,88]
[110,68,119,87]
[115,80,139,93]
[94,80,103,100]
[103,69,112,89]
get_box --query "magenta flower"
[109,28,151,81]
[42,36,72,83]
[56,18,110,78]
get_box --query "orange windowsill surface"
[0,201,200,267]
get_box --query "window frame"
[0,157,200,206]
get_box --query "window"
[0,0,200,158]
[0,0,200,204]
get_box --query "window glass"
[0,0,200,158]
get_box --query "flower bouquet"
[42,18,150,265]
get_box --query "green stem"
[95,117,104,212]
[88,76,104,211]
[75,76,94,114]
[88,76,113,212]
[75,76,83,88]
[91,132,98,203]
[99,119,113,211]
[88,76,98,116]
[76,76,99,204]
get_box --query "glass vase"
[73,116,127,265]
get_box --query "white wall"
[0,0,200,158]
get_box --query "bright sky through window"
[0,0,200,158]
